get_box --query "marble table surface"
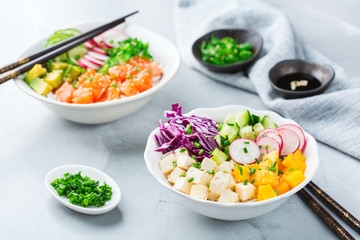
[0,0,359,239]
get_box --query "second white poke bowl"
[144,105,319,221]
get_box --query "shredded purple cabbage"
[155,103,219,161]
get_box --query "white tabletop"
[1,0,359,239]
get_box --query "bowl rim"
[192,28,263,69]
[144,105,320,208]
[268,59,335,95]
[14,20,181,109]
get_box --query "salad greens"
[99,38,153,73]
[200,35,253,65]
[51,171,112,208]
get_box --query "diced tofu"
[168,167,186,184]
[201,157,217,172]
[177,155,196,170]
[208,191,220,201]
[174,177,193,195]
[159,154,177,174]
[187,167,213,186]
[218,189,239,203]
[214,161,234,173]
[174,147,189,157]
[235,182,256,201]
[190,184,209,200]
[229,174,236,191]
[209,172,231,195]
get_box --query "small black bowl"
[269,60,335,99]
[192,29,263,73]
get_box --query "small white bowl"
[14,21,181,124]
[144,105,320,221]
[45,164,121,215]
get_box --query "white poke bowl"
[144,105,320,221]
[14,20,181,124]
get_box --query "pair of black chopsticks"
[298,181,359,239]
[0,10,138,84]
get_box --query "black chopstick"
[0,10,138,84]
[306,181,360,234]
[298,188,355,240]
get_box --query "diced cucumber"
[219,123,240,143]
[235,110,250,128]
[239,125,256,141]
[262,115,278,129]
[250,114,260,125]
[211,148,228,166]
[253,123,265,137]
[215,135,225,148]
[224,114,236,123]
[67,45,88,65]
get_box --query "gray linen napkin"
[175,0,360,159]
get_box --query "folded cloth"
[175,0,360,159]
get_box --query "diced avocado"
[235,110,250,128]
[63,65,82,82]
[44,70,63,88]
[211,148,228,166]
[253,123,265,137]
[220,123,239,143]
[224,114,236,124]
[24,64,47,84]
[29,78,53,95]
[50,61,68,71]
[239,125,256,141]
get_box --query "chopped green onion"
[188,177,194,182]
[223,170,227,173]
[192,162,201,169]
[249,168,256,175]
[179,173,186,177]
[193,142,201,148]
[289,168,295,172]
[265,145,270,150]
[237,165,243,175]
[272,161,277,168]
[255,158,260,164]
[180,149,186,153]
[258,145,262,149]
[207,170,214,175]
[134,66,139,71]
[251,179,255,184]
[275,189,278,195]
[192,156,196,160]
[243,180,248,185]
[111,83,117,88]
[227,123,234,126]
[185,124,192,134]
[223,139,231,147]
[278,169,284,175]
[172,161,177,167]
[199,149,204,155]
[243,147,248,154]
[244,141,249,144]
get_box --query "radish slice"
[88,51,109,61]
[256,137,280,156]
[277,124,306,152]
[229,139,260,165]
[277,128,300,156]
[88,39,101,49]
[94,34,109,49]
[256,128,278,141]
[84,42,108,55]
[259,147,268,161]
[78,58,100,70]
[256,131,283,153]
[83,54,104,66]
[103,29,128,48]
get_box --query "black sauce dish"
[192,29,263,73]
[269,60,335,99]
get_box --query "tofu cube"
[208,191,220,201]
[174,147,189,157]
[159,154,177,174]
[235,182,256,201]
[218,189,239,203]
[168,167,186,184]
[190,184,209,200]
[214,161,234,174]
[209,172,231,195]
[177,155,196,170]
[229,174,236,191]
[201,157,217,172]
[187,167,213,186]
[174,177,193,195]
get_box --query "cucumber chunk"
[67,45,88,65]
[235,110,250,128]
[239,125,256,141]
[253,123,265,137]
[224,114,236,123]
[262,115,278,129]
[211,148,228,165]
[219,123,240,143]
[250,114,260,125]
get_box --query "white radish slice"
[88,51,109,61]
[83,54,104,66]
[229,139,260,165]
[94,34,109,49]
[103,29,128,48]
[88,39,101,48]
[256,137,281,156]
[256,128,277,141]
[84,42,108,55]
[78,58,100,70]
[277,124,306,152]
[257,131,283,153]
[277,128,300,156]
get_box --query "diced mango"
[282,153,307,173]
[263,150,279,162]
[234,165,249,183]
[257,184,277,201]
[252,169,278,187]
[274,179,290,195]
[294,149,306,162]
[282,170,306,189]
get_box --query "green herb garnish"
[188,177,194,183]
[243,180,248,185]
[243,147,248,153]
[192,162,201,169]
[289,168,295,172]
[172,161,177,167]
[180,148,186,153]
[207,170,214,175]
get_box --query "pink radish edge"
[256,128,277,141]
[277,124,306,152]
[256,137,281,157]
[277,128,300,156]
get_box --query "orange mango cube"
[234,165,250,183]
[294,149,306,162]
[274,179,290,195]
[263,150,279,162]
[282,154,307,173]
[257,184,277,201]
[252,169,278,187]
[282,170,306,188]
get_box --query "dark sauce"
[276,73,321,91]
